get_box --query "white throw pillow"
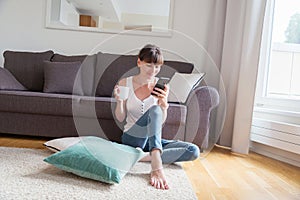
[168,72,205,103]
[44,137,87,152]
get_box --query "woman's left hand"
[152,84,169,109]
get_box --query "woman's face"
[137,59,161,79]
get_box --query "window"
[255,0,300,117]
[251,0,300,160]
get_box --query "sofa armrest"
[185,86,219,149]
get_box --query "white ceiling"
[67,0,170,20]
[116,0,170,16]
[67,0,120,21]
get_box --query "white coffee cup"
[118,86,130,100]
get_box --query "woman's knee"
[149,105,162,114]
[148,105,163,119]
[187,144,200,161]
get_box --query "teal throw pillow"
[44,136,144,184]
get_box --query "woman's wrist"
[160,103,169,110]
[116,99,125,111]
[116,99,123,103]
[115,97,124,103]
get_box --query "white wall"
[0,0,226,156]
[0,0,220,72]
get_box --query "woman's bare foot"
[150,168,169,190]
[150,149,169,190]
[139,153,151,162]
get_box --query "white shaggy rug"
[0,147,197,200]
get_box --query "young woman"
[114,44,200,190]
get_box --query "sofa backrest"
[94,53,139,97]
[94,53,194,97]
[51,52,194,97]
[51,53,87,63]
[3,51,194,97]
[3,50,54,91]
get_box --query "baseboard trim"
[250,141,300,167]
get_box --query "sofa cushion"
[94,53,194,97]
[0,90,186,124]
[0,91,113,118]
[51,54,87,63]
[95,53,138,97]
[159,60,194,77]
[0,67,27,91]
[3,50,54,91]
[51,52,194,97]
[0,90,187,135]
[51,53,96,96]
[43,61,83,95]
[0,90,187,142]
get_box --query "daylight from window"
[267,0,300,100]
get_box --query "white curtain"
[217,0,267,154]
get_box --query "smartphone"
[151,77,170,96]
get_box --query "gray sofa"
[0,50,219,149]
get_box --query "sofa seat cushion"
[3,50,54,91]
[0,90,76,117]
[0,91,111,118]
[0,90,186,125]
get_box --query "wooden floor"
[1,134,300,200]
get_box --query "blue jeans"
[122,105,200,164]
